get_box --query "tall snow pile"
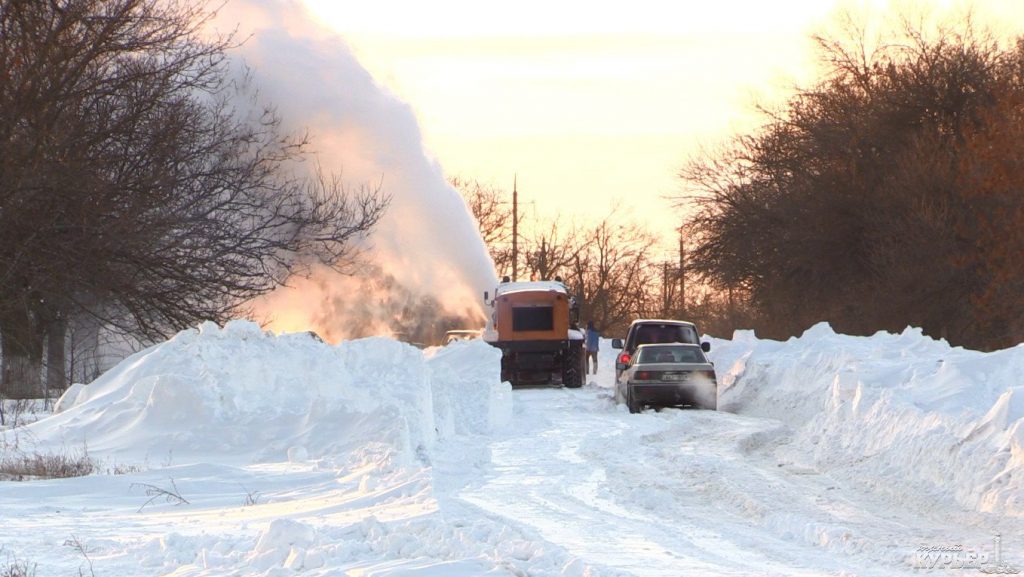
[33,320,510,466]
[712,322,1024,517]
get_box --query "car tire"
[627,389,641,414]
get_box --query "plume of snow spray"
[217,1,498,342]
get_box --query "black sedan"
[615,343,717,413]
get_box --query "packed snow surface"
[1,320,1022,576]
[493,281,569,297]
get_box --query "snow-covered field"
[1,320,1022,576]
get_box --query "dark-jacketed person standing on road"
[586,321,600,375]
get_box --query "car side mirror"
[701,341,711,352]
[612,338,623,349]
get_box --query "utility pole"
[678,227,686,317]
[662,261,670,317]
[539,238,548,280]
[512,174,518,282]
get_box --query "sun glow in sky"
[299,0,1022,251]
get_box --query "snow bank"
[426,340,513,439]
[711,322,1024,517]
[13,320,511,467]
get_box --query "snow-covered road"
[447,384,1020,576]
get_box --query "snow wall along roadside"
[710,322,1024,518]
[30,320,512,467]
[9,319,1022,522]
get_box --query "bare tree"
[451,177,520,277]
[677,12,1024,348]
[521,217,584,282]
[454,176,664,337]
[578,216,659,335]
[520,212,659,337]
[0,0,388,398]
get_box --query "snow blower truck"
[483,277,586,388]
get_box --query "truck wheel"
[563,342,583,388]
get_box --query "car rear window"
[638,346,706,364]
[630,324,698,349]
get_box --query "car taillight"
[702,370,717,382]
[618,353,631,365]
[636,371,650,380]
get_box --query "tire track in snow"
[450,386,1013,577]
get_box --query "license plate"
[663,373,687,382]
